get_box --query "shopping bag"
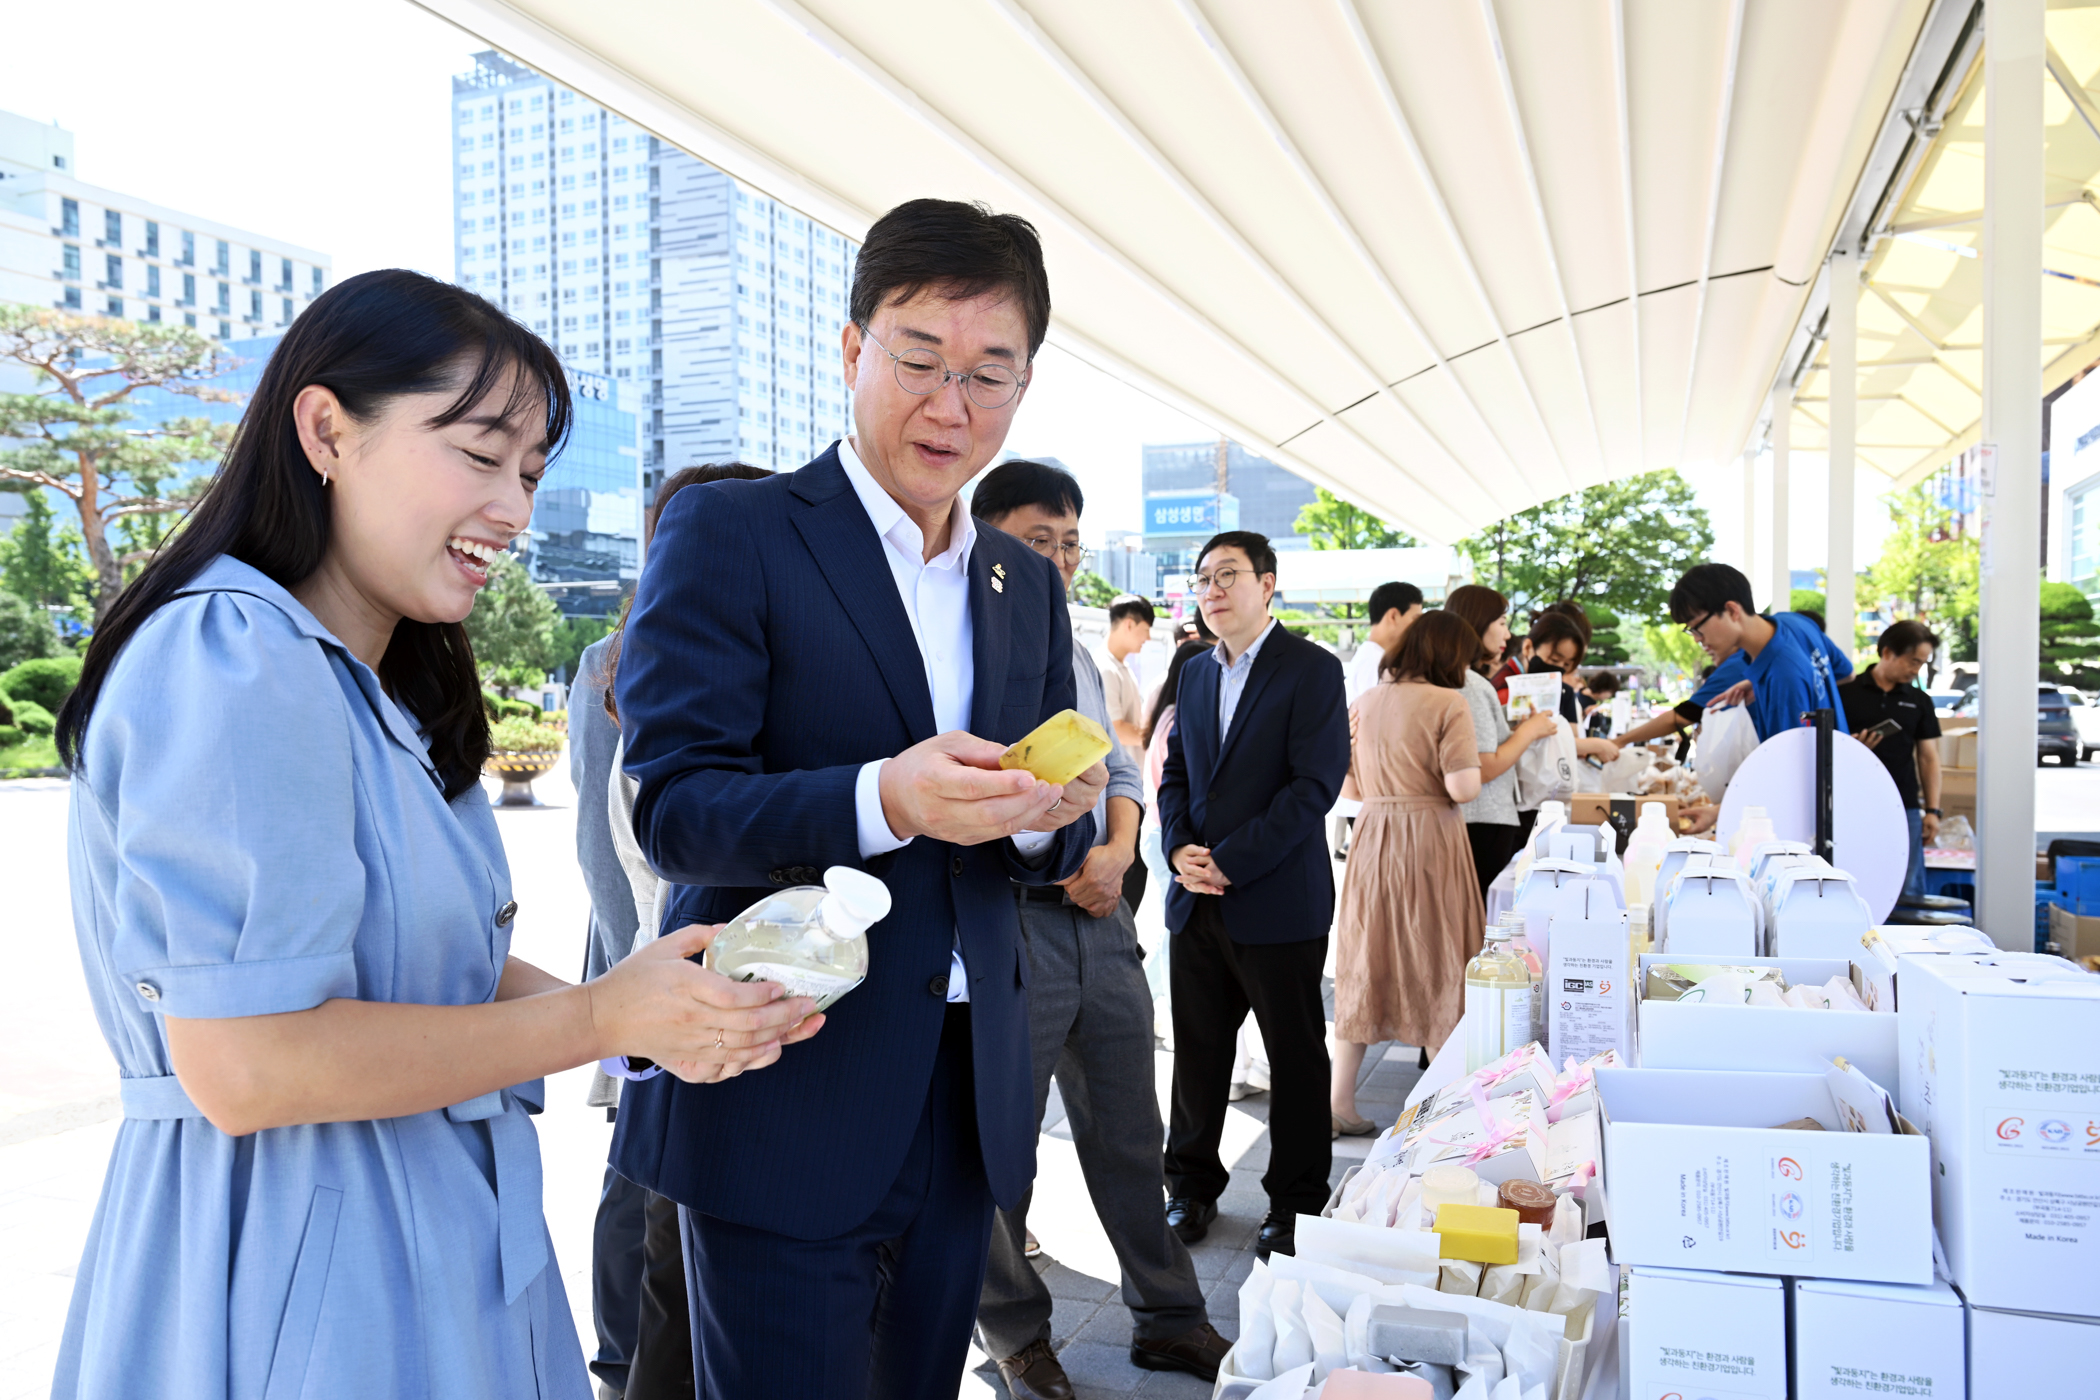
[1691,704,1758,800]
[1513,716,1577,809]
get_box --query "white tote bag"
[1513,716,1578,809]
[1692,704,1759,800]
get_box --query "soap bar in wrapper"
[1364,1303,1468,1366]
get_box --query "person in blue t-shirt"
[1669,564,1846,741]
[1616,606,1854,752]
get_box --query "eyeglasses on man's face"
[1683,613,1713,642]
[1025,536,1089,565]
[1186,566,1251,596]
[859,324,1028,410]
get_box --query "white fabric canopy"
[415,0,1933,540]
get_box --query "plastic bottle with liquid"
[705,867,891,1011]
[1499,911,1546,1045]
[1464,923,1536,1072]
[1731,805,1777,872]
[1621,800,1673,905]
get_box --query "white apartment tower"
[0,109,330,336]
[451,51,857,486]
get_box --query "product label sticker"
[1550,951,1622,1064]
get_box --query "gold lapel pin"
[993,563,1007,579]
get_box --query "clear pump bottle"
[1499,911,1545,1045]
[705,867,891,1011]
[1464,923,1536,1071]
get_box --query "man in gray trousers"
[971,461,1229,1400]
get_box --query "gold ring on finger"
[715,1029,724,1050]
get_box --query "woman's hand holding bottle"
[588,924,823,1084]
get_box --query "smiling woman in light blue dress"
[50,270,823,1400]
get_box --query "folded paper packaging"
[1789,1276,1966,1400]
[1966,1305,2100,1400]
[1893,953,2100,1317]
[1633,953,1898,1086]
[1595,1065,1934,1284]
[1624,1266,1786,1400]
[1854,925,1996,1011]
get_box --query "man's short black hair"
[1584,669,1622,696]
[851,198,1052,359]
[1368,581,1423,625]
[1196,530,1277,579]
[1109,594,1156,628]
[1880,618,1940,656]
[1669,563,1757,625]
[971,458,1083,523]
[1796,610,1827,633]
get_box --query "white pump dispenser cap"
[812,866,891,946]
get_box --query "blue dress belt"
[119,1072,549,1304]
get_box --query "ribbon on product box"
[1422,1083,1527,1168]
[1544,1057,1593,1124]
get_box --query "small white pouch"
[1237,1258,1278,1380]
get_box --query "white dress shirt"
[1214,617,1280,741]
[839,438,1053,1003]
[1345,639,1385,707]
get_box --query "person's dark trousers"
[624,1191,693,1400]
[1121,859,1148,922]
[1466,821,1521,901]
[977,889,1207,1361]
[1904,807,1927,899]
[589,1165,649,1397]
[1514,808,1539,853]
[680,1003,996,1399]
[1164,895,1331,1217]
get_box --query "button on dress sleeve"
[97,592,366,1019]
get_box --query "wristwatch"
[1924,807,1943,817]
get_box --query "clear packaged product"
[704,866,890,1010]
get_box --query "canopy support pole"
[1769,384,1791,613]
[1828,249,1858,652]
[1979,0,2045,950]
[1742,445,1758,580]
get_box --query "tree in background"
[0,489,97,617]
[0,306,238,621]
[1586,604,1629,665]
[463,552,562,695]
[550,613,614,683]
[1294,487,1418,552]
[1790,587,1827,619]
[1068,569,1119,608]
[2039,580,2100,689]
[1640,620,1710,691]
[1458,469,1713,626]
[1864,483,1978,661]
[0,591,61,672]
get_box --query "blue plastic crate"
[2054,856,2100,912]
[2038,888,2060,952]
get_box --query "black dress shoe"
[1131,1321,1232,1381]
[1164,1196,1217,1244]
[995,1338,1074,1400]
[1256,1210,1295,1260]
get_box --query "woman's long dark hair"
[1143,636,1210,748]
[1386,610,1480,689]
[1442,583,1511,673]
[57,269,573,800]
[600,461,771,727]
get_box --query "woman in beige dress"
[1330,610,1489,1131]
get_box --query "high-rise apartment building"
[451,51,858,488]
[0,108,330,338]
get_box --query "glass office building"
[526,367,642,616]
[451,51,859,491]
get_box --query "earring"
[321,467,330,486]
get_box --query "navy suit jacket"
[1157,623,1349,945]
[606,447,1093,1238]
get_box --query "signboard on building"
[1145,491,1239,538]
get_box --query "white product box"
[1789,1276,1965,1400]
[1965,1304,2100,1400]
[1634,954,1897,1086]
[1650,838,1725,949]
[1660,865,1762,956]
[1766,868,1875,961]
[1548,880,1632,1067]
[1596,1066,1934,1284]
[1854,925,1994,1011]
[1623,1266,1785,1400]
[1894,954,2100,1317]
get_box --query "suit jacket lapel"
[1213,630,1285,775]
[789,455,938,744]
[966,542,1011,739]
[1184,656,1220,779]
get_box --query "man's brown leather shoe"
[1130,1320,1232,1381]
[995,1338,1074,1400]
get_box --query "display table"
[1923,848,1976,899]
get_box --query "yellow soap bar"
[1000,709,1113,786]
[1431,1204,1520,1265]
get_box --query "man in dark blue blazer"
[1156,530,1349,1262]
[608,199,1105,1400]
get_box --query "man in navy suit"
[608,199,1106,1400]
[1156,531,1349,1262]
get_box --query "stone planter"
[485,750,561,806]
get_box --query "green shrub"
[0,725,22,749]
[0,654,83,712]
[487,716,565,753]
[0,691,11,727]
[0,592,61,672]
[481,688,537,720]
[10,699,54,736]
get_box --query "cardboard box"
[1938,764,1975,824]
[1634,954,1897,1085]
[1596,1066,1934,1283]
[1548,880,1632,1066]
[1624,1266,1785,1400]
[2047,902,2100,962]
[1855,925,1996,1011]
[1659,864,1762,957]
[1569,793,1683,853]
[1893,955,2100,1316]
[1790,1276,1965,1400]
[1946,730,1979,768]
[1966,1305,2100,1400]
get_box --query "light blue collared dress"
[55,556,589,1400]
